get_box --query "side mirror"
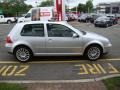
[72,33,79,38]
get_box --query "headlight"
[104,40,112,47]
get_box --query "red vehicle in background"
[66,12,79,21]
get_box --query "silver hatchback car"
[5,21,112,62]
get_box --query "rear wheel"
[94,24,97,27]
[84,45,102,61]
[14,46,33,62]
[7,20,12,24]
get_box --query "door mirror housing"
[72,33,79,38]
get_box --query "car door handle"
[48,39,52,42]
[48,39,52,41]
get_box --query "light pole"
[35,1,38,7]
[76,0,78,15]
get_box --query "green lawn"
[102,77,120,90]
[0,83,26,90]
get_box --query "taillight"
[6,36,13,43]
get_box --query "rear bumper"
[5,44,13,53]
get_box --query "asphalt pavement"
[0,22,120,81]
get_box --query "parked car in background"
[107,16,118,25]
[67,13,77,21]
[89,14,102,23]
[94,16,113,27]
[0,15,16,24]
[78,14,91,22]
[5,21,112,62]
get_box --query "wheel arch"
[83,43,103,56]
[13,44,33,55]
[7,19,12,22]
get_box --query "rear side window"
[21,24,44,37]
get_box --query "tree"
[39,0,53,7]
[0,0,32,16]
[77,3,87,13]
[71,3,86,13]
[86,0,93,13]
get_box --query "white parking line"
[0,74,120,83]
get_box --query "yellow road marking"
[75,63,120,75]
[108,63,119,74]
[97,64,107,74]
[0,58,119,64]
[0,65,29,76]
[75,64,89,75]
[14,65,29,76]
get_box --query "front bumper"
[103,43,112,54]
[95,22,107,26]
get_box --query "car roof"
[17,21,67,25]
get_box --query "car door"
[21,23,46,54]
[24,13,31,22]
[0,15,4,23]
[46,23,83,54]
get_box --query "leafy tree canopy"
[39,0,53,7]
[0,0,32,16]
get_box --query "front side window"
[47,24,76,37]
[0,16,3,18]
[25,13,31,18]
[21,24,44,37]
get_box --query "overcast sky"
[25,0,120,7]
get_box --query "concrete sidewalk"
[25,81,106,90]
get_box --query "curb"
[0,74,120,83]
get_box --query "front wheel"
[14,46,33,62]
[85,45,102,61]
[105,23,109,28]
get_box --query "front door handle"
[48,39,52,42]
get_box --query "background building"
[96,2,120,14]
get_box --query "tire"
[94,24,97,27]
[105,23,108,28]
[14,46,33,62]
[7,20,12,24]
[84,45,102,61]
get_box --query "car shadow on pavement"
[30,56,87,62]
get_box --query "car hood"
[18,17,24,20]
[83,31,109,42]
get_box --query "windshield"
[96,17,109,20]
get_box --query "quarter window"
[21,24,44,37]
[47,24,76,37]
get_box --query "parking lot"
[0,21,120,81]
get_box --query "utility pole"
[88,7,89,13]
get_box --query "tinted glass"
[25,13,31,18]
[21,24,44,37]
[47,24,75,37]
